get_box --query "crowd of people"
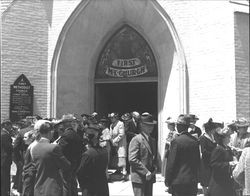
[1,111,250,196]
[163,115,250,196]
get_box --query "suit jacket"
[58,127,83,171]
[165,131,200,186]
[129,133,157,184]
[31,138,71,196]
[77,146,109,196]
[125,119,140,144]
[110,120,127,158]
[1,128,13,167]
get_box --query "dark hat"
[81,113,91,118]
[108,112,119,119]
[235,118,249,128]
[1,120,12,127]
[88,116,98,124]
[140,113,157,125]
[188,114,199,122]
[121,113,132,121]
[204,118,224,132]
[86,123,101,132]
[99,117,109,123]
[176,114,191,125]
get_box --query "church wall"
[159,0,238,124]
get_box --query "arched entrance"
[94,25,158,119]
[50,0,187,172]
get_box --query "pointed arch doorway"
[94,25,158,126]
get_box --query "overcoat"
[110,120,127,158]
[199,133,217,186]
[77,146,109,196]
[208,145,236,196]
[31,138,71,196]
[129,133,157,184]
[165,132,200,189]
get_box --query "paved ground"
[10,163,204,196]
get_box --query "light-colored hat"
[131,111,140,118]
[140,113,157,125]
[165,117,175,125]
[235,118,249,128]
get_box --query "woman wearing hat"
[77,123,109,196]
[162,117,177,177]
[208,127,238,196]
[199,118,223,196]
[230,118,250,159]
[109,113,127,179]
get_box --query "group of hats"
[111,111,157,125]
[166,114,199,126]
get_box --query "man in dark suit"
[1,120,13,196]
[129,113,158,196]
[165,114,200,196]
[77,123,109,196]
[30,120,71,196]
[55,114,83,196]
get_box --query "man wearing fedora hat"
[165,114,200,196]
[188,114,202,138]
[129,112,157,196]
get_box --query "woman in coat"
[77,123,109,196]
[208,127,237,196]
[109,113,127,177]
[199,118,223,196]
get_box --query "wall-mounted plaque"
[95,25,157,79]
[10,74,33,122]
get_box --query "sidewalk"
[108,174,204,196]
[108,174,168,196]
[11,164,204,196]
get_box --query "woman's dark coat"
[77,146,109,196]
[199,134,217,186]
[208,145,236,196]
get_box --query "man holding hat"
[165,114,200,196]
[129,112,158,196]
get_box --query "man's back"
[165,132,200,186]
[31,139,70,196]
